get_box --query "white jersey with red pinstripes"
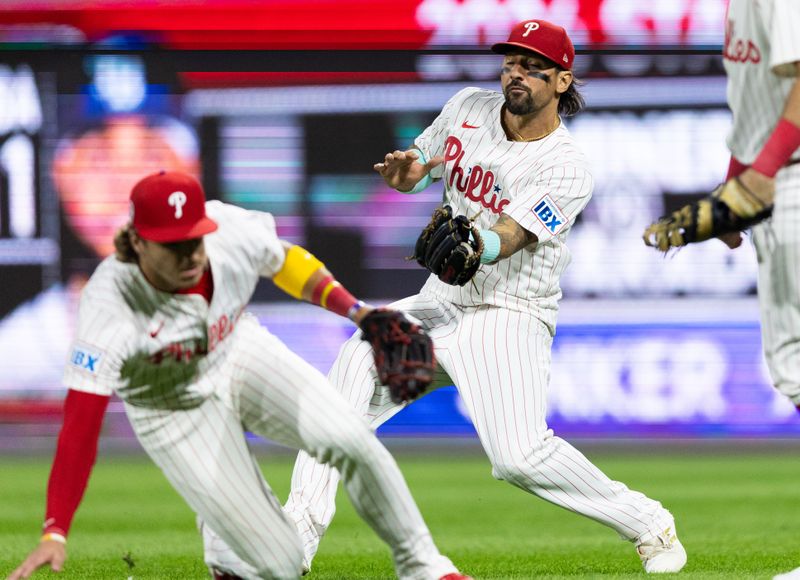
[62,201,285,410]
[724,0,800,163]
[414,87,593,331]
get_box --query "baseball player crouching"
[8,171,470,580]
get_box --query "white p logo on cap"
[168,191,187,219]
[522,21,540,37]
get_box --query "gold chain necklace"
[508,119,560,142]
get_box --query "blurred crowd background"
[1,0,797,450]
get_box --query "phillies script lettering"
[723,20,761,64]
[149,308,244,364]
[444,136,509,214]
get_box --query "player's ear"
[556,70,573,95]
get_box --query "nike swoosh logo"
[461,121,480,129]
[149,321,165,338]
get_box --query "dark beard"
[504,89,536,115]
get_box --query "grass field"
[1,447,799,579]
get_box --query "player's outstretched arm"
[272,242,370,324]
[373,148,443,193]
[271,242,436,403]
[8,390,109,580]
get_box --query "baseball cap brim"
[491,41,558,65]
[136,216,218,243]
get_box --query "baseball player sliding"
[287,19,687,574]
[643,1,800,579]
[8,171,470,580]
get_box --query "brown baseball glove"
[358,309,435,404]
[642,177,773,251]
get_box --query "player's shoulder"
[206,200,274,225]
[451,86,502,106]
[203,200,281,265]
[80,257,140,315]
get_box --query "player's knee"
[489,441,556,485]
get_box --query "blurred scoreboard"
[0,65,60,316]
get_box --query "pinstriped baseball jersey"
[60,198,461,578]
[724,0,800,163]
[287,84,684,573]
[414,87,593,331]
[63,201,284,409]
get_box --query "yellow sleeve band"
[272,245,325,299]
[41,532,67,544]
[319,280,341,309]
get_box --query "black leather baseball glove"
[412,205,484,286]
[358,309,435,404]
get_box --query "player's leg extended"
[124,398,304,579]
[753,166,800,407]
[285,294,456,567]
[233,317,458,580]
[441,306,684,570]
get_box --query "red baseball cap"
[130,171,218,243]
[491,20,575,70]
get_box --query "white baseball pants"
[286,293,676,565]
[752,164,800,406]
[125,315,456,580]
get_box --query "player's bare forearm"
[489,214,537,261]
[275,242,373,323]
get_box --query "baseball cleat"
[438,574,473,580]
[636,525,687,573]
[774,568,800,580]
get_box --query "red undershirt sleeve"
[43,389,110,537]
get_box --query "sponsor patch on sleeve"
[69,344,102,375]
[533,195,567,235]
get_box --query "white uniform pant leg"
[285,295,457,571]
[752,166,800,406]
[234,317,455,580]
[124,398,303,580]
[440,306,674,543]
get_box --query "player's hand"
[7,540,66,580]
[373,149,443,192]
[715,169,774,250]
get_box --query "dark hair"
[114,224,138,263]
[558,76,585,117]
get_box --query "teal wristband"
[479,230,501,264]
[406,173,432,194]
[400,148,431,194]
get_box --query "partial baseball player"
[286,19,686,575]
[643,1,800,578]
[7,171,470,580]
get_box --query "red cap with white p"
[491,20,575,70]
[130,171,218,243]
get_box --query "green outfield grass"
[1,448,799,579]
